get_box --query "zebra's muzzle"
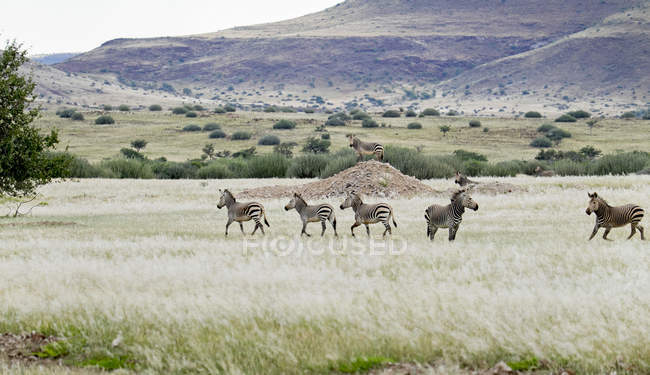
[586,208,591,215]
[340,204,345,209]
[472,204,479,211]
[284,206,290,211]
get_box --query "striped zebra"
[284,192,337,237]
[217,189,270,236]
[348,135,384,162]
[586,192,645,240]
[424,189,479,241]
[339,191,396,237]
[454,171,479,187]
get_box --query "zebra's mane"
[223,189,235,202]
[294,193,307,206]
[451,190,464,201]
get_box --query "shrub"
[302,137,331,153]
[361,118,378,128]
[555,114,577,122]
[71,112,84,121]
[182,124,202,132]
[287,154,329,178]
[66,155,110,178]
[439,125,451,136]
[530,137,553,148]
[591,151,649,175]
[214,107,226,114]
[405,109,417,117]
[304,108,315,114]
[172,107,188,115]
[546,128,572,141]
[148,104,162,111]
[193,104,205,111]
[100,159,153,179]
[273,120,296,129]
[421,108,440,116]
[483,127,489,132]
[383,145,456,179]
[264,106,277,112]
[537,123,556,133]
[326,112,350,126]
[197,162,232,179]
[352,112,370,120]
[247,153,290,178]
[95,115,115,125]
[321,133,330,140]
[202,123,221,131]
[185,111,198,118]
[453,149,487,162]
[118,104,130,111]
[152,161,198,179]
[258,135,281,145]
[621,111,636,119]
[320,149,357,178]
[567,110,590,119]
[120,148,145,160]
[468,120,481,128]
[232,146,257,158]
[56,108,76,118]
[103,104,113,111]
[382,110,401,118]
[209,130,227,139]
[524,111,542,118]
[130,139,148,152]
[446,109,458,116]
[325,118,346,126]
[231,131,251,140]
[274,142,297,158]
[407,122,422,129]
[223,105,236,112]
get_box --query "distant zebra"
[586,192,644,240]
[285,192,337,237]
[348,135,384,161]
[424,189,479,241]
[340,192,396,237]
[535,166,555,177]
[454,171,479,187]
[217,189,270,236]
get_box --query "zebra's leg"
[252,218,265,235]
[225,218,234,236]
[365,224,371,237]
[320,220,327,237]
[330,216,338,237]
[350,222,360,237]
[239,222,245,234]
[588,224,600,240]
[627,223,637,240]
[382,220,391,237]
[429,226,438,241]
[448,225,459,241]
[301,221,311,237]
[637,224,645,240]
[602,227,612,240]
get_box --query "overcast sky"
[1,0,342,55]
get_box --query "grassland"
[34,110,650,163]
[1,176,648,374]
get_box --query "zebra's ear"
[456,171,460,176]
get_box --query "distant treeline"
[48,147,650,180]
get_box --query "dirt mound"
[0,332,60,362]
[240,160,439,199]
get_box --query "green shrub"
[197,162,233,179]
[325,118,346,126]
[95,115,115,125]
[287,154,328,178]
[591,151,649,175]
[483,127,489,132]
[214,107,226,114]
[555,114,577,122]
[100,159,153,178]
[185,111,198,118]
[446,109,458,116]
[231,131,251,140]
[546,128,572,141]
[439,125,451,136]
[468,119,481,128]
[209,130,227,139]
[453,149,487,162]
[320,150,357,178]
[103,104,113,111]
[118,104,130,111]
[152,161,198,179]
[537,123,556,133]
[552,159,588,176]
[258,135,281,145]
[621,111,636,119]
[202,123,221,131]
[407,122,422,129]
[304,108,315,114]
[405,109,417,117]
[224,105,236,112]
[148,104,162,111]
[56,108,76,118]
[361,118,378,128]
[382,109,401,118]
[182,124,202,132]
[233,146,257,158]
[120,148,145,160]
[273,120,296,130]
[193,104,205,111]
[247,153,290,178]
[130,139,148,151]
[326,112,350,126]
[321,133,330,140]
[66,155,110,178]
[71,112,84,121]
[264,106,277,112]
[524,111,542,118]
[302,137,330,153]
[383,145,457,179]
[352,112,370,120]
[274,142,298,158]
[567,110,590,119]
[530,137,553,148]
[421,108,440,116]
[172,107,188,115]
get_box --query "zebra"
[454,171,479,187]
[339,191,396,237]
[217,189,270,236]
[535,166,555,177]
[284,192,337,237]
[585,192,645,240]
[424,189,479,241]
[348,135,384,162]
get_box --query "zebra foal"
[586,192,644,240]
[217,189,270,236]
[285,192,337,237]
[340,192,396,237]
[348,135,384,161]
[424,189,478,241]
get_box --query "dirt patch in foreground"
[0,332,60,364]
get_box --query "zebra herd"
[217,189,646,241]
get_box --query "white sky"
[1,0,343,55]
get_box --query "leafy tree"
[439,125,451,136]
[0,41,65,204]
[579,145,602,160]
[202,143,216,160]
[586,119,598,135]
[302,137,330,154]
[130,139,148,152]
[274,142,297,158]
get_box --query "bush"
[555,114,577,122]
[258,135,281,145]
[421,108,440,116]
[148,104,162,111]
[326,112,350,126]
[383,145,457,179]
[530,137,553,148]
[208,130,227,139]
[361,118,378,128]
[152,161,198,179]
[130,139,148,151]
[193,104,205,111]
[483,127,489,132]
[231,131,251,140]
[320,149,357,178]
[567,110,590,119]
[100,159,153,179]
[247,153,290,178]
[382,110,401,118]
[453,149,487,162]
[274,142,297,158]
[524,111,542,118]
[621,111,636,119]
[321,133,330,140]
[118,104,130,112]
[304,108,315,114]
[407,122,422,129]
[446,110,458,116]
[202,123,221,131]
[537,123,556,133]
[182,124,202,132]
[103,104,113,111]
[468,120,481,128]
[197,162,232,179]
[325,118,346,126]
[591,151,649,175]
[65,155,110,178]
[302,137,331,153]
[224,105,236,112]
[352,112,370,120]
[214,107,226,114]
[273,120,296,130]
[56,108,76,118]
[95,115,115,125]
[120,148,145,160]
[71,112,84,121]
[546,128,572,141]
[405,110,417,117]
[172,107,187,115]
[287,154,329,178]
[185,111,198,118]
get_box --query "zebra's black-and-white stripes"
[586,192,645,240]
[454,171,479,187]
[340,192,396,237]
[348,135,384,161]
[424,189,478,241]
[217,189,270,236]
[285,193,337,237]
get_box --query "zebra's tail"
[264,211,270,227]
[392,212,397,227]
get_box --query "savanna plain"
[1,175,648,374]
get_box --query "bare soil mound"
[0,332,59,363]
[239,160,439,199]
